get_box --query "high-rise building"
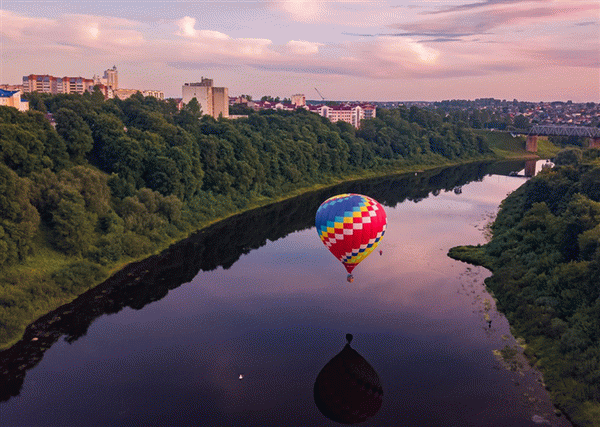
[182,78,229,119]
[104,65,118,89]
[291,94,306,107]
[94,66,118,89]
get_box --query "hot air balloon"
[314,334,383,424]
[315,194,387,281]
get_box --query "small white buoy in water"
[31,337,38,341]
[239,374,244,380]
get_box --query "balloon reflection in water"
[314,334,383,424]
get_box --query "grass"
[536,137,563,159]
[493,344,524,372]
[447,245,494,270]
[476,130,535,159]
[0,226,105,348]
[474,130,564,160]
[8,228,71,277]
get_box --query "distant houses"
[229,95,376,128]
[20,67,164,101]
[8,67,379,128]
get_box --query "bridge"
[526,125,600,152]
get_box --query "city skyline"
[1,0,598,102]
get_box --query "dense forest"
[0,91,496,348]
[450,148,600,427]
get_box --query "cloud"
[286,40,323,55]
[1,7,595,95]
[342,32,376,37]
[423,0,552,15]
[373,37,440,65]
[270,0,326,22]
[421,38,465,43]
[524,48,600,68]
[1,10,145,52]
[0,9,524,81]
[0,10,56,39]
[392,0,600,39]
[176,16,199,38]
[176,16,231,40]
[395,7,558,36]
[268,0,404,27]
[173,15,275,60]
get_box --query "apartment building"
[306,103,367,128]
[113,88,165,100]
[22,75,96,95]
[182,78,229,119]
[93,66,119,95]
[104,65,118,89]
[291,94,306,107]
[360,103,376,120]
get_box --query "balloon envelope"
[315,194,387,274]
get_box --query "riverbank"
[451,245,585,427]
[458,260,571,427]
[0,158,476,348]
[448,149,600,427]
[0,130,558,351]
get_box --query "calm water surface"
[0,161,570,426]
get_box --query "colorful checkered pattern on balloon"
[315,194,387,273]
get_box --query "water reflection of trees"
[0,160,525,403]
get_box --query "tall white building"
[104,65,118,89]
[291,94,306,107]
[182,77,229,118]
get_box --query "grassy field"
[475,130,563,160]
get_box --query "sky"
[1,0,598,102]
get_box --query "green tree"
[54,108,94,163]
[0,164,40,266]
[513,114,530,130]
[22,92,48,113]
[185,97,202,118]
[51,189,96,255]
[555,148,583,166]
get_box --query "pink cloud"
[392,0,599,36]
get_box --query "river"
[0,160,571,426]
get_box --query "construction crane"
[314,88,326,102]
